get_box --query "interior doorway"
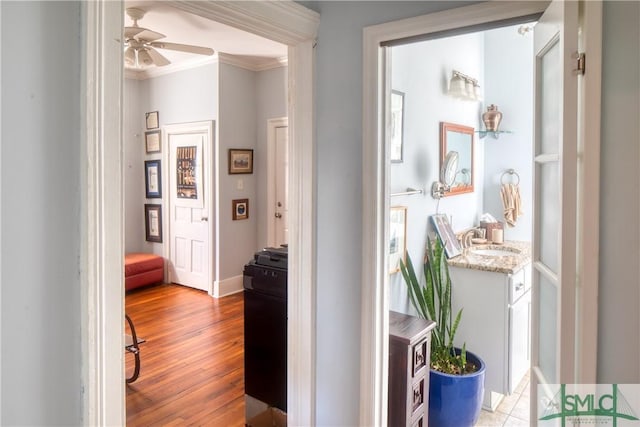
[82,2,318,425]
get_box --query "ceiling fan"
[124,7,215,68]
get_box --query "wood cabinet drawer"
[509,268,526,303]
[412,338,428,377]
[411,376,425,413]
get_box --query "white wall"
[597,0,640,384]
[483,24,533,242]
[1,1,82,425]
[255,67,288,248]
[389,32,484,314]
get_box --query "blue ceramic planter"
[428,349,486,427]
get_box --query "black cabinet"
[389,311,436,427]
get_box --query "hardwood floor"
[125,283,245,426]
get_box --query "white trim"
[362,2,552,425]
[219,53,288,72]
[84,1,318,425]
[162,121,215,295]
[267,117,289,247]
[214,275,244,298]
[82,1,124,425]
[576,0,602,384]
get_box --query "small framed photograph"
[389,206,407,274]
[145,204,163,243]
[144,160,162,198]
[232,199,249,220]
[145,130,161,153]
[431,214,462,258]
[228,149,254,174]
[390,90,405,163]
[145,111,159,130]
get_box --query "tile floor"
[475,371,530,426]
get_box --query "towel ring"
[500,169,520,185]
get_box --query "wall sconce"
[448,70,481,101]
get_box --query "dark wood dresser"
[388,311,436,427]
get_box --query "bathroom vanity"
[448,241,531,411]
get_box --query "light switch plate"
[237,179,244,190]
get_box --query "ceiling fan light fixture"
[124,47,136,66]
[137,49,154,67]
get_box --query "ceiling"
[124,1,288,76]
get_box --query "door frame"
[267,117,289,247]
[361,1,601,425]
[162,121,214,294]
[82,1,318,425]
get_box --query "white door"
[165,121,214,292]
[531,0,579,420]
[267,118,289,247]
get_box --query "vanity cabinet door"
[509,289,531,393]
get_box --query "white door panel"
[164,122,214,292]
[267,118,289,248]
[531,0,579,419]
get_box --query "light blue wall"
[483,24,533,242]
[124,78,145,253]
[597,0,640,384]
[1,1,82,425]
[389,32,485,314]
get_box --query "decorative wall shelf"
[476,130,514,139]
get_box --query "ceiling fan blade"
[146,47,171,67]
[149,41,214,56]
[124,26,145,39]
[134,28,166,42]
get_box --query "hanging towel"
[500,183,523,227]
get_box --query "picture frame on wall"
[145,130,161,153]
[232,199,249,220]
[390,90,405,163]
[228,149,254,174]
[389,206,407,274]
[145,111,159,130]
[144,160,162,198]
[430,214,462,258]
[145,204,163,243]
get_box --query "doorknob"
[201,216,208,221]
[277,202,282,207]
[275,212,282,219]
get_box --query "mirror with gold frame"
[440,122,474,196]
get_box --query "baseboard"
[213,275,244,298]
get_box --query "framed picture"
[144,204,163,243]
[145,130,161,153]
[389,206,407,274]
[174,141,203,208]
[430,214,462,258]
[390,90,405,163]
[228,149,254,174]
[144,160,162,198]
[145,111,159,130]
[232,199,249,220]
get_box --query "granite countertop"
[447,240,531,274]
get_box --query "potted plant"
[400,236,485,427]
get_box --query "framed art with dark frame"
[144,160,162,198]
[144,204,163,243]
[390,90,405,163]
[145,130,161,154]
[145,111,159,129]
[228,149,254,174]
[232,199,249,220]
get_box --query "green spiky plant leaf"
[400,236,476,375]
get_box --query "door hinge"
[573,52,586,75]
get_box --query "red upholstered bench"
[125,253,164,291]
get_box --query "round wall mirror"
[441,150,459,187]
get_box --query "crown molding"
[125,53,288,80]
[167,0,319,46]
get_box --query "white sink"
[469,246,521,257]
